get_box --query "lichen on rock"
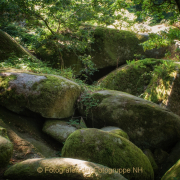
[78,90,180,150]
[0,69,81,118]
[97,59,180,117]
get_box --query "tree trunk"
[175,0,180,12]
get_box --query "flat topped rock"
[0,69,81,118]
[1,72,47,95]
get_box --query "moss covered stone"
[0,30,37,61]
[0,69,81,118]
[35,27,152,74]
[0,135,13,168]
[161,159,180,180]
[62,128,154,180]
[78,90,180,150]
[97,59,180,116]
[4,157,127,180]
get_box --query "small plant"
[67,119,79,126]
[67,117,87,129]
[165,51,171,58]
[0,54,75,80]
[79,54,98,82]
[78,91,99,117]
[126,59,146,70]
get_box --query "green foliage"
[0,0,134,78]
[132,0,180,23]
[67,119,79,126]
[166,28,180,40]
[139,60,177,104]
[1,23,39,50]
[78,91,99,116]
[99,58,179,106]
[0,53,75,80]
[141,33,171,51]
[67,117,87,129]
[140,28,180,53]
[126,59,146,69]
[79,54,98,79]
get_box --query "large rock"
[0,30,37,61]
[4,157,127,180]
[0,69,81,118]
[36,27,168,74]
[78,90,180,150]
[97,59,180,116]
[62,128,154,180]
[0,135,13,168]
[42,120,77,143]
[161,159,180,180]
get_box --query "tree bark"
[174,0,180,12]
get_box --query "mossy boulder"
[0,30,37,61]
[35,27,167,74]
[62,128,154,180]
[161,159,180,180]
[42,120,77,143]
[101,126,129,140]
[4,157,127,180]
[0,69,81,118]
[97,59,180,116]
[78,90,180,150]
[0,135,13,168]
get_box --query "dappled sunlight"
[166,71,180,116]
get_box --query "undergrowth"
[0,53,104,93]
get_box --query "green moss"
[91,27,144,68]
[29,75,80,115]
[0,126,9,140]
[162,159,180,180]
[62,128,154,180]
[35,27,146,74]
[0,136,13,168]
[78,90,180,150]
[0,30,35,61]
[98,59,178,106]
[109,129,129,140]
[0,75,17,90]
[0,72,81,118]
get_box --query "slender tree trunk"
[175,0,180,12]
